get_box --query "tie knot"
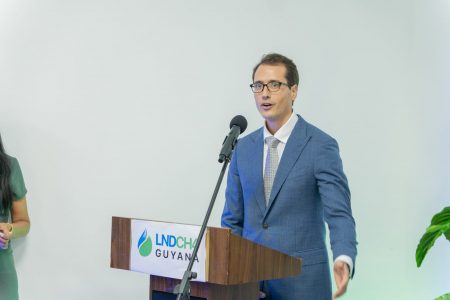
[265,136,280,149]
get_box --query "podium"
[110,216,302,300]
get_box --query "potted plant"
[416,206,450,300]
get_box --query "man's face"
[253,64,298,129]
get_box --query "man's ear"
[291,84,298,105]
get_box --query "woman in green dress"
[0,133,31,300]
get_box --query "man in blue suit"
[221,53,357,300]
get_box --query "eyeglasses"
[250,81,290,93]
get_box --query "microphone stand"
[173,151,233,300]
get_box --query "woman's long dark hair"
[0,133,12,213]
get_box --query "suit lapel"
[265,117,311,215]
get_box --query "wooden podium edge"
[207,227,301,285]
[227,232,301,284]
[206,227,231,284]
[110,216,131,270]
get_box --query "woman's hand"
[0,223,13,249]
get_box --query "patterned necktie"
[264,136,281,206]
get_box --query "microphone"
[175,115,248,299]
[218,115,247,163]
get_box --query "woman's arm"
[10,197,31,238]
[0,197,30,248]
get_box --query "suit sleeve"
[314,138,357,275]
[221,142,244,236]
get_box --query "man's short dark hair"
[252,53,299,87]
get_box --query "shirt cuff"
[334,255,353,277]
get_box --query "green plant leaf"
[416,206,450,268]
[435,293,450,300]
[431,207,450,225]
[445,230,450,243]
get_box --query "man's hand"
[332,260,350,299]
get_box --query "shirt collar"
[263,112,299,144]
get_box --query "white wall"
[1,0,449,299]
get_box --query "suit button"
[262,223,269,229]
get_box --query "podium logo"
[138,229,152,257]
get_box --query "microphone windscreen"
[230,115,248,133]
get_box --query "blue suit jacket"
[221,116,357,300]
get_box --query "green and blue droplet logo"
[138,229,152,257]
